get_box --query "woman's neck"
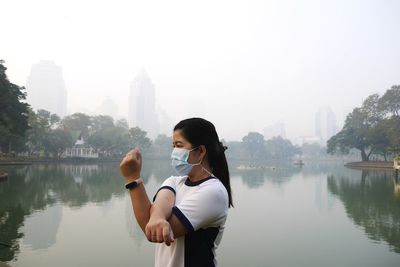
[188,164,212,182]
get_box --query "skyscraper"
[128,69,159,139]
[263,121,286,140]
[315,106,337,144]
[95,96,119,120]
[26,61,67,117]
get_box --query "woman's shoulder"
[163,175,188,184]
[200,177,229,201]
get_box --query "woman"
[119,118,233,267]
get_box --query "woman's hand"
[119,148,142,182]
[145,217,175,246]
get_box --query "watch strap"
[125,178,143,190]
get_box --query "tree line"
[1,60,305,161]
[327,85,400,161]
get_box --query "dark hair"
[174,118,233,207]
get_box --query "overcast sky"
[2,0,400,141]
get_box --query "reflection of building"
[22,205,62,250]
[26,60,67,117]
[128,69,159,139]
[315,107,337,145]
[263,122,286,140]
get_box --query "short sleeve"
[172,182,228,232]
[153,176,177,202]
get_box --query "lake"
[0,160,399,267]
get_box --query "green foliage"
[151,134,172,158]
[0,60,30,153]
[228,133,300,162]
[128,127,152,151]
[379,85,400,117]
[26,109,73,157]
[242,132,267,161]
[328,85,400,161]
[60,113,91,139]
[265,136,301,160]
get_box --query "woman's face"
[172,130,193,150]
[172,130,202,165]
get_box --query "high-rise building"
[128,69,159,139]
[315,107,337,144]
[26,61,67,117]
[95,96,119,120]
[263,122,286,140]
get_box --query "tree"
[25,109,67,156]
[90,115,114,134]
[379,85,400,118]
[0,60,30,153]
[115,118,129,130]
[43,129,74,158]
[327,95,383,161]
[151,134,172,158]
[265,136,301,159]
[128,127,152,151]
[328,108,372,161]
[242,132,267,161]
[88,126,130,156]
[60,113,91,139]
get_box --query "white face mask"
[170,147,213,176]
[170,147,200,176]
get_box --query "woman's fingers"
[145,220,174,246]
[163,223,174,246]
[119,148,142,179]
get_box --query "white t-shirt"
[153,175,229,267]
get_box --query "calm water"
[0,160,400,267]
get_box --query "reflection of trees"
[0,161,174,262]
[231,161,301,189]
[328,170,400,253]
[0,163,127,262]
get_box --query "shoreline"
[344,161,394,170]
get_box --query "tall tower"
[315,107,337,145]
[128,69,159,139]
[26,61,67,117]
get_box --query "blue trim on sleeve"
[172,206,195,232]
[152,186,176,202]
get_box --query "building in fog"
[315,107,337,145]
[128,69,159,139]
[26,61,67,117]
[95,96,119,120]
[263,122,286,140]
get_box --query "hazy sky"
[2,0,400,141]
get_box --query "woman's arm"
[120,149,151,231]
[120,148,187,245]
[146,189,188,245]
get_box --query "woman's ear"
[199,145,207,159]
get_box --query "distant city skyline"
[2,0,399,142]
[128,69,160,139]
[26,60,67,117]
[315,106,337,145]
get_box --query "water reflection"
[0,161,170,263]
[328,169,400,253]
[230,161,302,188]
[1,161,400,266]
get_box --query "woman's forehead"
[173,130,189,144]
